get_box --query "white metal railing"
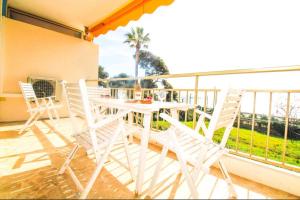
[87,65,300,172]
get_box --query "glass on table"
[118,89,128,101]
[156,91,167,102]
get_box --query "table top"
[91,98,190,113]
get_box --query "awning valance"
[89,0,174,37]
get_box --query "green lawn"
[152,120,300,167]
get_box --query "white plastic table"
[91,98,189,195]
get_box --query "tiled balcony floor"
[0,118,298,199]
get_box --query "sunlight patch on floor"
[0,118,297,199]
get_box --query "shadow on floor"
[0,130,22,139]
[0,142,135,199]
[0,119,298,199]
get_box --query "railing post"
[282,92,291,164]
[250,91,256,156]
[185,90,188,122]
[204,90,207,113]
[235,108,241,152]
[192,75,199,129]
[265,92,272,160]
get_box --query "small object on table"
[145,96,153,103]
[126,97,152,104]
[134,80,142,100]
[156,91,167,102]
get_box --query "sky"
[93,0,300,115]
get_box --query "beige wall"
[0,16,4,94]
[0,17,99,122]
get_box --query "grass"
[152,120,300,167]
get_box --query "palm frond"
[124,26,150,49]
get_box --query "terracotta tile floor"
[0,119,298,199]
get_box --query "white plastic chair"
[18,81,62,134]
[59,79,135,199]
[148,88,244,199]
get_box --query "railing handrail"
[109,88,300,93]
[89,65,300,82]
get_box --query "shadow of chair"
[0,130,23,139]
[0,126,136,199]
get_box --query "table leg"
[136,113,151,195]
[170,108,179,119]
[128,112,134,143]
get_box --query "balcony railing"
[87,65,300,173]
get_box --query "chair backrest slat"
[86,86,111,116]
[87,87,111,99]
[63,82,112,124]
[68,97,82,104]
[19,82,37,98]
[78,80,95,127]
[206,89,244,141]
[19,81,39,111]
[215,119,233,130]
[62,81,93,123]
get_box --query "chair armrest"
[91,110,131,129]
[36,96,56,100]
[194,110,211,136]
[195,110,212,119]
[160,113,211,143]
[160,113,186,130]
[37,96,58,107]
[46,96,56,100]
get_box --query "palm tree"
[124,27,150,82]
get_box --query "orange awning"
[89,0,174,37]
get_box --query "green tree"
[124,27,150,81]
[139,50,169,76]
[138,50,168,89]
[98,65,109,87]
[138,50,178,101]
[109,73,135,88]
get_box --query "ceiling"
[7,0,134,31]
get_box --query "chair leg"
[52,107,60,125]
[26,111,45,130]
[218,159,237,198]
[176,151,199,199]
[48,98,60,127]
[79,154,106,199]
[46,108,55,126]
[80,124,121,199]
[147,145,168,197]
[128,133,134,144]
[191,146,208,182]
[29,112,43,126]
[127,112,134,144]
[122,131,135,181]
[49,108,61,131]
[58,144,79,175]
[18,112,38,134]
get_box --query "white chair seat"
[74,120,137,150]
[151,130,223,167]
[28,103,62,112]
[124,122,144,135]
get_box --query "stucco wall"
[0,17,99,122]
[0,16,4,94]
